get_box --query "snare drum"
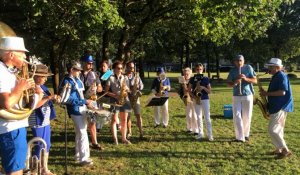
[87,109,112,128]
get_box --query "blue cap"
[156,67,164,73]
[81,55,94,63]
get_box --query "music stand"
[146,97,169,107]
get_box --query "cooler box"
[223,104,233,119]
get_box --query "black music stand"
[146,97,169,107]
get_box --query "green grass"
[40,74,300,175]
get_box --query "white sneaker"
[208,137,214,141]
[195,135,202,140]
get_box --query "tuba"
[0,21,38,121]
[254,74,270,120]
[118,76,128,106]
[130,74,142,108]
[24,137,47,175]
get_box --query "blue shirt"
[60,76,87,116]
[151,77,171,96]
[189,74,210,100]
[227,64,256,96]
[267,71,293,114]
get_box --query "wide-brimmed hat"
[67,60,83,71]
[32,64,53,76]
[265,58,283,67]
[0,36,29,52]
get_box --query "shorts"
[110,98,131,113]
[129,98,141,115]
[0,128,27,173]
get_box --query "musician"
[260,58,293,159]
[105,61,131,145]
[178,67,198,134]
[60,60,94,166]
[80,54,103,150]
[189,64,213,141]
[0,37,35,174]
[227,55,257,142]
[29,64,58,175]
[151,67,170,128]
[126,61,144,139]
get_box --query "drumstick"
[96,92,108,101]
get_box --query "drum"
[86,109,112,128]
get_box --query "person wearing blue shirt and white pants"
[60,61,94,166]
[260,58,293,159]
[227,55,257,142]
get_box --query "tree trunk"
[139,45,145,80]
[214,46,220,79]
[180,43,184,75]
[185,40,190,68]
[50,42,60,94]
[205,42,211,78]
[102,29,110,60]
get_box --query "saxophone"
[24,137,48,175]
[85,80,97,101]
[130,74,142,108]
[118,76,128,106]
[159,73,166,96]
[194,81,202,105]
[254,74,270,120]
[179,76,191,106]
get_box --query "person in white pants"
[151,67,171,128]
[178,67,198,134]
[60,61,94,166]
[260,58,293,159]
[227,55,257,142]
[189,64,213,141]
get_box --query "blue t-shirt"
[267,71,293,114]
[189,74,210,100]
[227,64,256,96]
[151,77,171,96]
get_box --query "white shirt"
[0,62,28,134]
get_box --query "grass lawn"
[39,72,300,175]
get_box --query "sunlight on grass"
[44,76,300,175]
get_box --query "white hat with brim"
[0,36,29,52]
[265,58,283,67]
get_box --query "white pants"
[70,114,90,162]
[185,102,198,133]
[194,99,213,139]
[154,99,169,126]
[232,95,253,141]
[268,110,289,151]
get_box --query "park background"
[1,0,300,174]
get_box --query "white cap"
[265,58,283,67]
[0,36,29,52]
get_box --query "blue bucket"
[224,104,233,119]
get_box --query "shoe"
[122,140,132,145]
[154,124,160,128]
[127,133,132,140]
[193,133,199,136]
[268,149,281,155]
[276,149,292,159]
[245,137,250,141]
[90,143,103,150]
[163,125,167,128]
[80,159,93,166]
[186,130,192,133]
[208,137,214,141]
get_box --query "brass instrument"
[159,73,166,96]
[178,76,191,106]
[0,22,38,121]
[118,76,128,106]
[254,74,270,120]
[194,80,202,105]
[24,137,47,175]
[130,74,142,108]
[85,80,97,101]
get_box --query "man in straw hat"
[28,64,59,175]
[0,36,35,174]
[259,58,293,159]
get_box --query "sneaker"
[233,139,244,143]
[208,137,214,141]
[163,125,167,128]
[154,124,160,128]
[276,148,292,159]
[127,133,132,140]
[245,137,250,142]
[268,149,281,155]
[80,159,93,166]
[195,135,202,140]
[193,133,199,136]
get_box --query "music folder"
[146,96,169,107]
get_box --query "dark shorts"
[0,128,27,173]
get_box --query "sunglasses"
[116,67,123,70]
